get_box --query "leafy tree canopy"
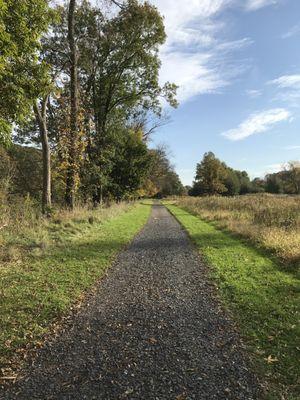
[0,0,53,146]
[194,152,228,195]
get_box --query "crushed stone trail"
[2,204,260,399]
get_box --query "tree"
[224,169,241,196]
[0,0,51,146]
[194,152,228,195]
[189,153,256,197]
[65,0,79,209]
[7,145,43,199]
[84,0,177,136]
[43,0,177,205]
[287,161,300,194]
[0,145,15,190]
[0,0,54,213]
[108,129,150,200]
[33,96,52,212]
[4,0,178,207]
[236,170,252,194]
[251,177,265,193]
[83,0,177,202]
[266,174,284,194]
[160,170,184,197]
[142,146,184,197]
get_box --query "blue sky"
[148,0,300,185]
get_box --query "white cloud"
[268,74,300,89]
[177,168,195,186]
[284,145,300,150]
[222,108,292,141]
[216,37,254,52]
[160,52,229,102]
[150,1,257,103]
[151,0,228,49]
[150,0,280,104]
[282,24,300,39]
[268,74,300,107]
[265,163,287,174]
[249,162,288,178]
[246,89,262,98]
[245,0,278,11]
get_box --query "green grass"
[0,202,151,373]
[166,204,300,400]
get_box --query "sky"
[146,0,300,185]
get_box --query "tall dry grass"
[175,194,300,266]
[0,188,132,264]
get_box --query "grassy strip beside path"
[0,202,151,374]
[166,204,300,400]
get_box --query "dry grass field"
[174,194,300,267]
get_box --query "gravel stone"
[1,204,261,399]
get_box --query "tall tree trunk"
[34,97,51,214]
[66,0,78,209]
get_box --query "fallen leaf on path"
[176,394,187,400]
[265,355,279,364]
[124,388,133,395]
[0,376,17,380]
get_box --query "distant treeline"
[0,0,181,212]
[188,152,300,196]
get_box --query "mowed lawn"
[167,204,300,400]
[0,202,151,373]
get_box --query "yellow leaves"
[139,179,158,198]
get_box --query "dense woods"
[0,0,181,214]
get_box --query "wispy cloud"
[264,163,286,174]
[151,1,258,103]
[249,162,286,179]
[267,163,284,171]
[245,0,278,11]
[222,108,292,141]
[246,89,262,98]
[159,52,229,102]
[151,0,229,50]
[284,145,300,150]
[268,74,300,106]
[268,74,300,88]
[282,24,300,39]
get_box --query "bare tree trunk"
[34,97,51,214]
[66,0,78,210]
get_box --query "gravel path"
[2,204,260,400]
